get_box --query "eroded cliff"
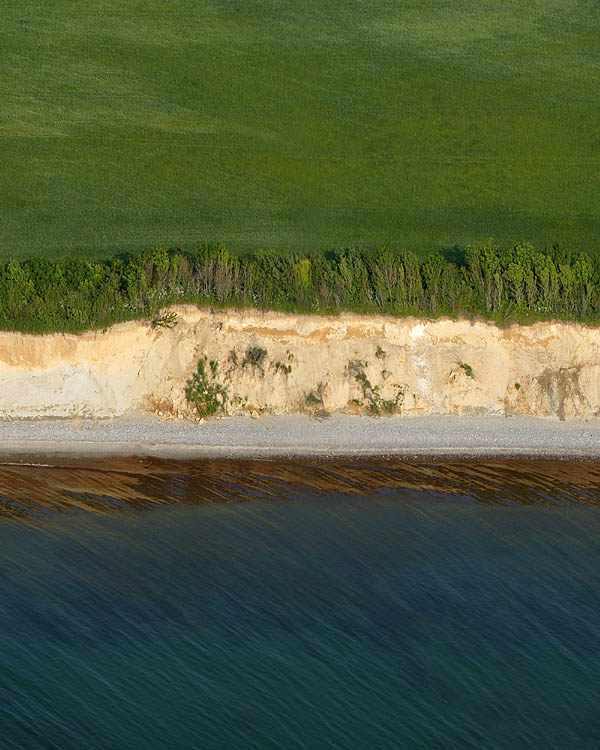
[1,306,599,420]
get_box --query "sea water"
[1,459,599,749]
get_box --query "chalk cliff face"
[1,306,599,420]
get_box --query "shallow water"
[1,459,600,748]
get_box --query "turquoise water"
[1,460,600,748]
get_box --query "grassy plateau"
[1,0,599,261]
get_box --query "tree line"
[2,242,599,333]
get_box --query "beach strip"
[0,414,599,461]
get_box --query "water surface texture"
[1,459,600,749]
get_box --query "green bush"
[185,356,228,418]
[3,241,600,333]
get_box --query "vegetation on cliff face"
[4,243,600,333]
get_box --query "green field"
[1,0,599,261]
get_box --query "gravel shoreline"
[0,414,599,460]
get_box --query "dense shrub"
[184,356,228,418]
[4,241,600,333]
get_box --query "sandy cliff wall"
[1,306,599,420]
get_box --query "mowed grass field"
[1,0,599,261]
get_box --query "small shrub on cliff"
[185,356,228,418]
[151,310,178,329]
[242,346,267,373]
[346,359,404,415]
[305,391,323,407]
[305,382,326,407]
[304,382,329,419]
